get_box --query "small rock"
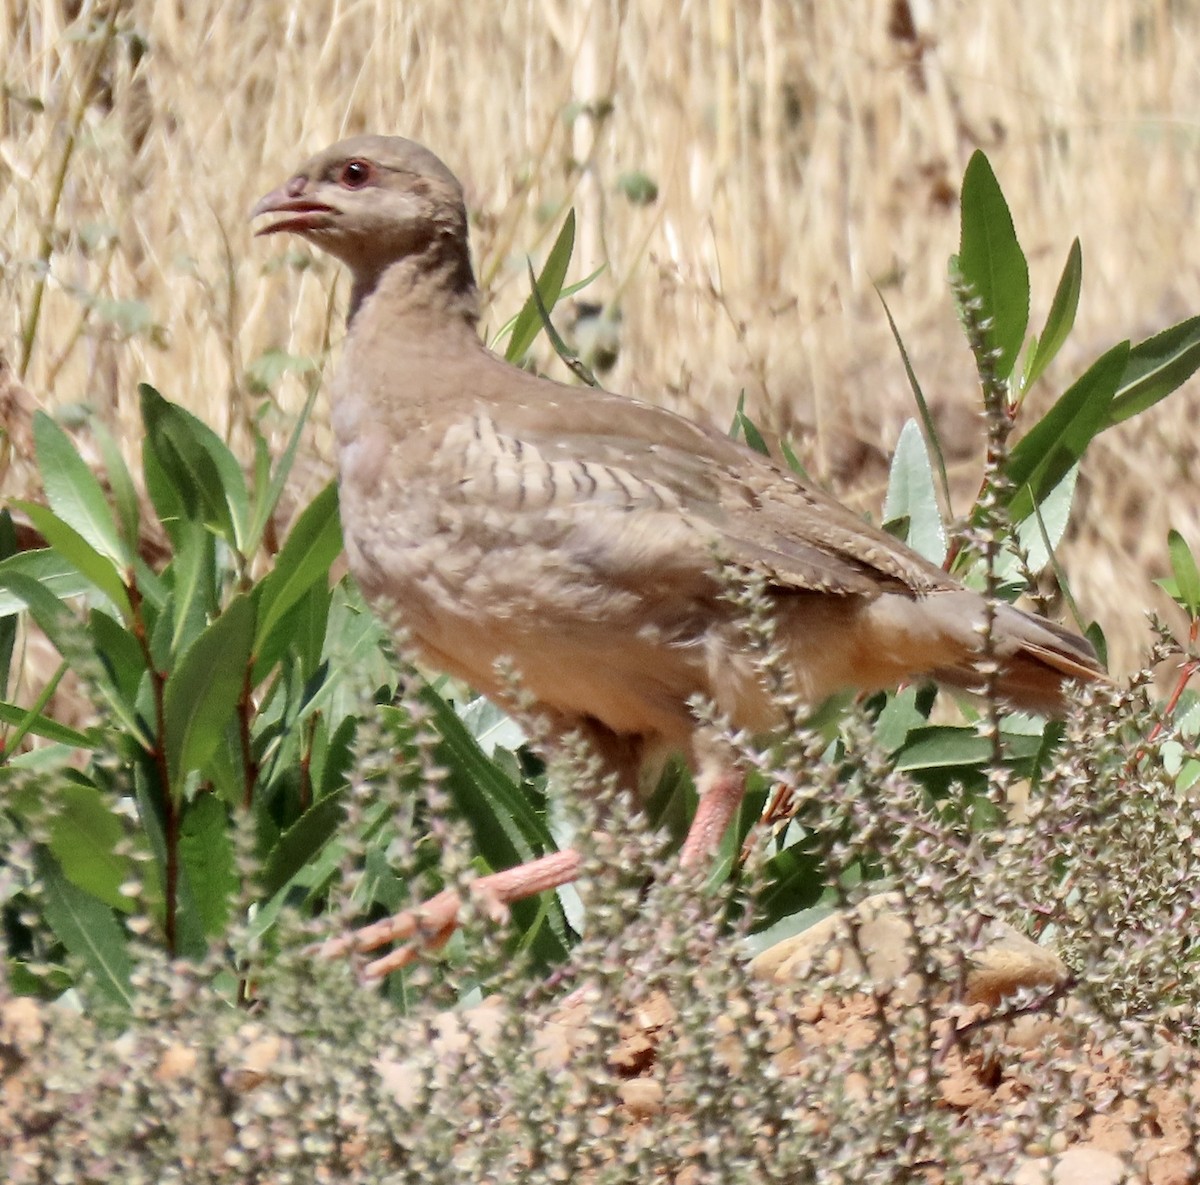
[1011,1145,1127,1185]
[618,1077,664,1119]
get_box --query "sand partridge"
[253,135,1104,977]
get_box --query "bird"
[253,135,1105,977]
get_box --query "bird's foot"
[315,848,583,979]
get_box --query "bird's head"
[252,134,469,275]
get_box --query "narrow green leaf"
[0,660,68,755]
[1105,315,1200,428]
[142,420,187,545]
[88,420,141,554]
[1168,530,1200,616]
[0,569,82,662]
[46,779,132,910]
[506,209,576,362]
[88,607,147,707]
[0,699,95,748]
[254,481,341,649]
[895,724,1043,771]
[1023,238,1082,390]
[10,500,131,617]
[39,851,134,1007]
[410,684,574,964]
[163,594,255,792]
[253,580,331,686]
[416,686,557,860]
[1003,340,1128,523]
[0,513,16,694]
[995,466,1079,584]
[178,793,235,937]
[882,420,946,564]
[877,287,952,515]
[0,571,149,746]
[245,380,322,555]
[522,256,600,387]
[261,787,346,897]
[0,549,97,613]
[140,383,249,549]
[493,266,608,351]
[33,412,130,565]
[729,392,770,456]
[779,437,808,478]
[164,519,217,660]
[559,264,606,301]
[957,150,1030,380]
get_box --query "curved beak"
[251,186,335,236]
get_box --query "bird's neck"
[347,235,480,331]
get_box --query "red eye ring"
[340,159,372,188]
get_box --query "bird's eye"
[339,159,373,188]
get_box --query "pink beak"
[251,182,334,236]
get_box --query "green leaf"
[0,569,83,663]
[729,392,770,456]
[254,481,341,650]
[0,549,99,614]
[956,150,1030,381]
[1003,340,1128,524]
[89,420,141,555]
[995,465,1079,585]
[414,685,558,863]
[163,594,255,793]
[245,380,322,555]
[46,779,132,910]
[1167,530,1200,616]
[88,608,147,708]
[779,437,808,478]
[178,793,235,937]
[1105,315,1200,428]
[33,412,130,566]
[0,699,95,748]
[877,288,951,515]
[0,514,16,692]
[559,264,606,301]
[506,209,576,363]
[140,383,249,549]
[882,420,946,565]
[757,840,827,929]
[0,570,149,746]
[10,500,131,617]
[261,787,346,897]
[38,851,134,1007]
[163,518,217,661]
[895,724,1043,772]
[253,580,331,685]
[1023,238,1082,390]
[523,257,600,387]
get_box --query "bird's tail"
[930,600,1109,717]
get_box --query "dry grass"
[4,0,1200,672]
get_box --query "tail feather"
[933,602,1109,716]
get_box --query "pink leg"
[318,767,746,978]
[679,767,746,868]
[319,848,582,979]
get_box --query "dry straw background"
[4,0,1200,675]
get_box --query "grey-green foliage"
[6,653,1200,1182]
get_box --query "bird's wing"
[435,361,954,601]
